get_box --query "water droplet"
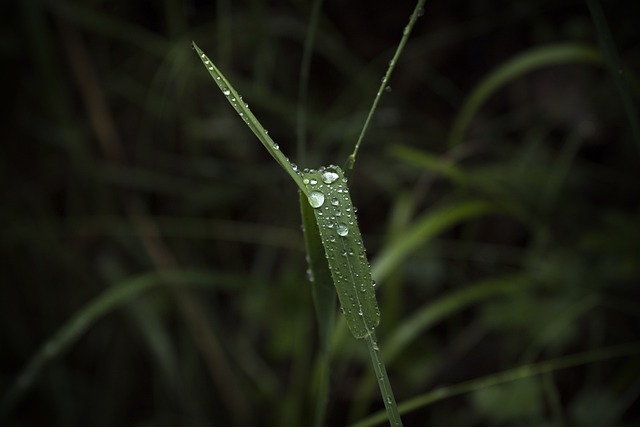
[306,267,314,282]
[273,143,279,150]
[358,308,363,316]
[308,191,325,208]
[385,85,392,92]
[310,179,317,185]
[336,224,349,236]
[291,163,298,171]
[321,170,339,184]
[222,88,231,96]
[264,129,269,134]
[331,197,339,206]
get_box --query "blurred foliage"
[1,0,639,426]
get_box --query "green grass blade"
[585,0,640,160]
[371,201,495,283]
[349,275,525,421]
[389,144,468,186]
[300,191,335,427]
[448,43,602,148]
[303,165,403,425]
[296,0,325,167]
[302,165,379,338]
[366,332,403,427]
[192,41,309,196]
[343,0,426,176]
[0,270,230,417]
[350,342,640,427]
[301,192,336,352]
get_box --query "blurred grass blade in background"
[448,44,602,148]
[0,270,228,417]
[585,0,640,160]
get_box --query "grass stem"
[366,331,403,427]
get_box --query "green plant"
[4,1,640,426]
[191,0,428,421]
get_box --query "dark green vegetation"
[2,0,639,426]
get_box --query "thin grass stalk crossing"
[344,0,426,176]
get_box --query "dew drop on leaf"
[308,191,325,208]
[321,170,339,184]
[222,88,231,96]
[336,223,349,236]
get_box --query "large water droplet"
[222,88,231,96]
[336,223,349,236]
[321,170,339,184]
[308,191,325,208]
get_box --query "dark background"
[1,0,639,426]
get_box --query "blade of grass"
[448,43,602,148]
[0,269,240,417]
[371,200,495,283]
[301,190,336,427]
[302,165,402,426]
[192,41,309,196]
[585,0,640,161]
[350,341,640,427]
[343,0,426,176]
[296,0,325,168]
[302,166,379,339]
[349,274,525,421]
